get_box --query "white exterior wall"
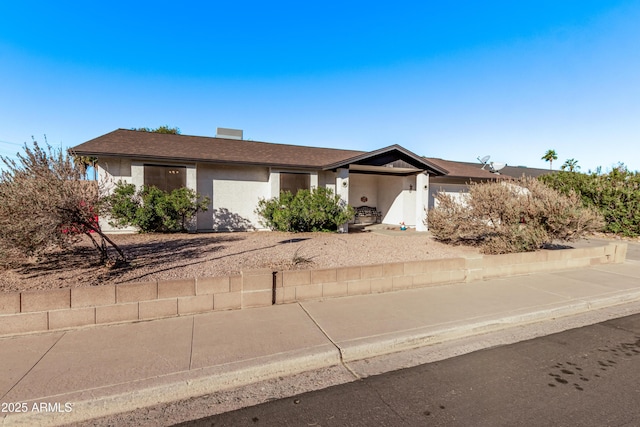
[377,175,405,226]
[415,173,429,231]
[98,156,133,185]
[319,170,337,194]
[402,176,417,226]
[197,164,270,231]
[96,156,433,233]
[269,169,279,199]
[310,171,319,189]
[131,162,144,188]
[96,157,136,233]
[348,174,424,227]
[97,157,199,233]
[349,174,378,208]
[429,182,470,209]
[335,168,350,233]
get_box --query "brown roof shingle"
[425,157,553,180]
[424,158,501,180]
[499,165,553,179]
[73,129,547,179]
[72,129,366,169]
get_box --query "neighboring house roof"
[72,129,366,169]
[499,165,553,179]
[425,158,552,180]
[424,158,502,180]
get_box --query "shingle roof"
[72,129,548,180]
[424,158,502,180]
[326,145,447,175]
[499,165,553,179]
[424,158,551,180]
[72,129,366,169]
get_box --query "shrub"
[0,141,126,267]
[105,182,210,232]
[427,177,604,254]
[540,168,640,237]
[256,187,355,232]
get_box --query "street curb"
[4,289,640,427]
[1,347,340,427]
[336,288,640,362]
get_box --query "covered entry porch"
[323,145,447,232]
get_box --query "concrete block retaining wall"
[0,243,627,337]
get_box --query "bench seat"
[354,206,382,224]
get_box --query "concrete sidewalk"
[2,241,640,426]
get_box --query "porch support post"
[415,172,429,231]
[336,168,350,233]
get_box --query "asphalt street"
[179,312,640,427]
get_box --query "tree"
[541,149,558,170]
[133,125,181,134]
[0,140,126,266]
[540,167,640,236]
[561,158,580,172]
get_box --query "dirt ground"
[1,227,480,293]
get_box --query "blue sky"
[1,1,639,172]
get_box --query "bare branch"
[0,140,127,267]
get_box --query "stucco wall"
[98,156,132,182]
[429,182,470,209]
[97,157,197,233]
[97,157,136,233]
[318,170,337,193]
[96,158,429,233]
[349,174,378,208]
[375,176,420,227]
[197,164,270,231]
[346,174,424,227]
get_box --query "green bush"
[427,177,603,254]
[540,168,640,237]
[256,187,355,232]
[105,182,210,232]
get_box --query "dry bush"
[0,141,126,268]
[427,177,604,254]
[267,247,317,269]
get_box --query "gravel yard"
[1,227,479,293]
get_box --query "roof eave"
[323,144,447,175]
[72,152,324,170]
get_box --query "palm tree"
[541,149,558,170]
[69,152,98,180]
[561,158,580,172]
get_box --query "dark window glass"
[280,173,310,194]
[144,165,186,192]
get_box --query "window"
[280,173,310,194]
[144,165,186,192]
